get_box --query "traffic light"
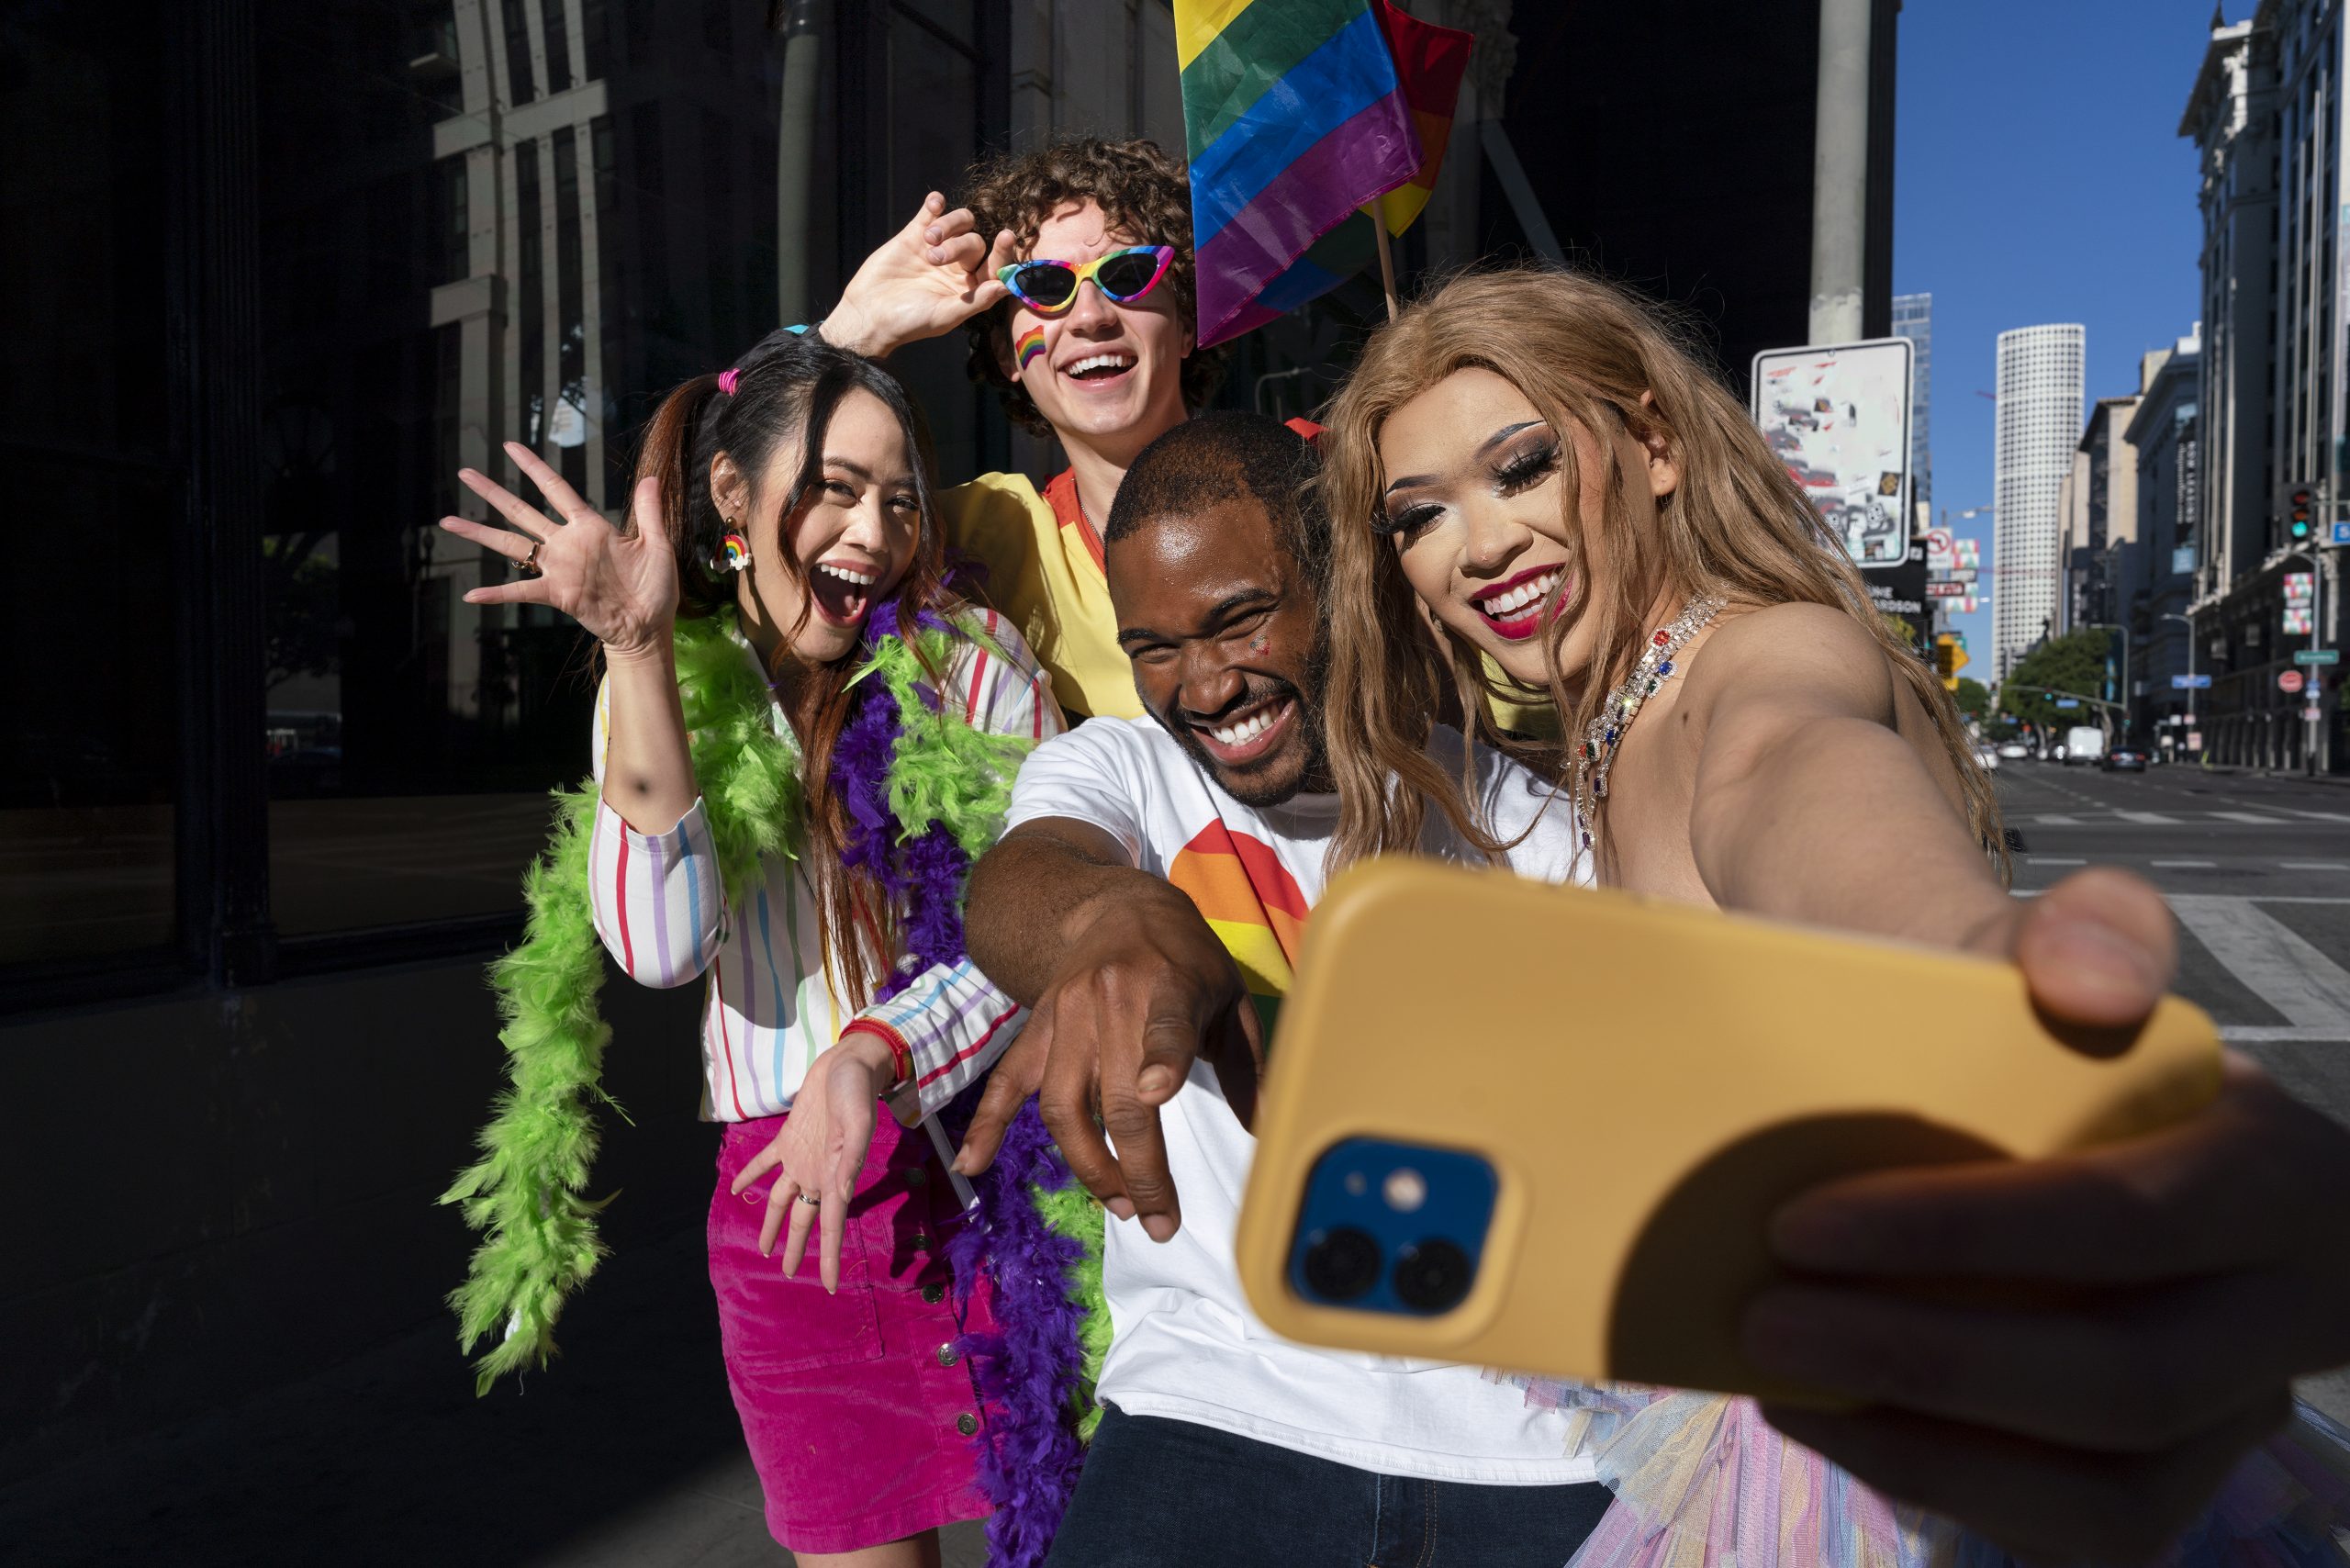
[2290,485,2315,543]
[1933,633,1967,691]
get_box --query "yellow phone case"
[1233,861,2222,1403]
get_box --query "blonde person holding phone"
[1312,265,2350,1564]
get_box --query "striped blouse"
[588,610,1063,1122]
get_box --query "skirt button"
[936,1341,961,1368]
[956,1412,979,1437]
[922,1281,947,1305]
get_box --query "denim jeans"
[1042,1406,1614,1568]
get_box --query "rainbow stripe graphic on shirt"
[1166,821,1310,1031]
[1016,325,1047,372]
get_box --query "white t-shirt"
[1003,715,1595,1484]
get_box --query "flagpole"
[1371,210,1400,321]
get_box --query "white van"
[2064,725,2105,767]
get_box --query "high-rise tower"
[1994,324,2087,679]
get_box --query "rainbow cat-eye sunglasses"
[996,245,1176,314]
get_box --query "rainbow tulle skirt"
[1502,1380,2350,1568]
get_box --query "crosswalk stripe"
[2219,1025,2350,1043]
[2282,810,2350,823]
[2031,814,2082,825]
[2211,812,2287,823]
[2281,862,2350,871]
[2115,811,2180,824]
[2169,897,2350,1033]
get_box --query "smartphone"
[1233,862,2222,1405]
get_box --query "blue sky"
[1897,0,2221,662]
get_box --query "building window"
[500,0,536,107]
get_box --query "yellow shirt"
[942,470,1142,722]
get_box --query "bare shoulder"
[1679,600,1901,723]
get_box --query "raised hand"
[822,192,1018,360]
[442,442,678,660]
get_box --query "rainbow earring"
[716,530,750,574]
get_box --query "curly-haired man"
[820,136,1227,722]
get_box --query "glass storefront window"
[6,0,1011,976]
[247,0,1002,939]
[2,8,176,966]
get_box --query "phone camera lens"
[1301,1226,1382,1302]
[1392,1238,1473,1314]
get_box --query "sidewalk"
[0,1223,986,1568]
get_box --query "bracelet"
[839,1019,912,1092]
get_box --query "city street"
[2000,758,2350,1053]
[2000,759,2350,1394]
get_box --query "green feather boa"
[441,608,1104,1394]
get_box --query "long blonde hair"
[1319,266,2005,880]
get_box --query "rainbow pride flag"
[1235,2,1473,329]
[1179,0,1443,346]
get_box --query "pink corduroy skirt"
[708,1109,994,1554]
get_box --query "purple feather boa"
[945,1099,1087,1568]
[830,591,1091,1565]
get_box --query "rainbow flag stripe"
[1015,324,1046,371]
[1178,0,1425,346]
[1371,0,1472,237]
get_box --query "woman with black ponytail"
[436,330,1061,1565]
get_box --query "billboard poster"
[1751,338,1917,569]
[2287,571,2315,636]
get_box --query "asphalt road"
[1996,757,2350,1422]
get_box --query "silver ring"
[796,1192,821,1207]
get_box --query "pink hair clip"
[716,367,741,397]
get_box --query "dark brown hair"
[958,135,1227,435]
[632,329,963,1006]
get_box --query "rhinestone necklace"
[1571,596,1727,847]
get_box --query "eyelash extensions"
[1370,439,1561,539]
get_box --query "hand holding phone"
[1234,862,2222,1405]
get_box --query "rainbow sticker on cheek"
[1016,326,1046,374]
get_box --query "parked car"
[1997,742,2030,760]
[1975,746,2001,771]
[2102,747,2148,773]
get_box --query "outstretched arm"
[959,820,1262,1241]
[1677,603,2350,1560]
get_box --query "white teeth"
[817,562,876,587]
[1065,353,1136,377]
[1479,568,1563,619]
[1207,704,1283,747]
